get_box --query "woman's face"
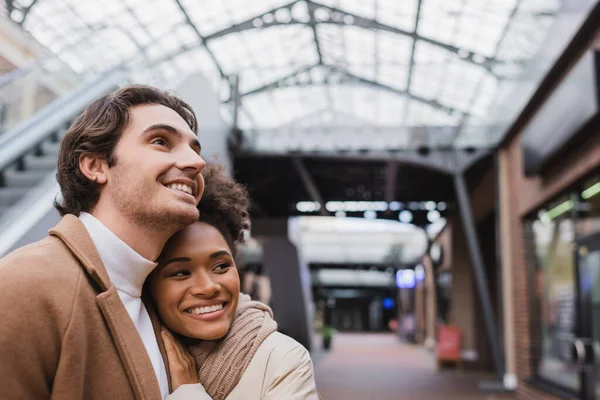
[148,222,240,340]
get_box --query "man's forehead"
[129,104,195,137]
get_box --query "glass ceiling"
[6,0,563,151]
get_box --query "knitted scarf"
[187,294,278,400]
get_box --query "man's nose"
[177,146,206,173]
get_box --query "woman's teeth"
[186,304,224,315]
[168,183,193,195]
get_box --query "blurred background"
[0,0,600,398]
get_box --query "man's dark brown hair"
[55,84,198,216]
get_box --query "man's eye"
[152,137,168,146]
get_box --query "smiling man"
[0,85,206,399]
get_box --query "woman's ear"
[79,153,108,184]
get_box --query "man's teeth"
[186,304,224,315]
[168,183,193,195]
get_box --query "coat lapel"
[50,215,162,400]
[144,295,173,392]
[97,287,161,400]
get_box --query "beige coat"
[168,332,319,400]
[0,215,170,399]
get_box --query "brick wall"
[505,105,600,400]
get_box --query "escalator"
[0,68,125,256]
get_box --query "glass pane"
[585,249,600,397]
[0,58,82,134]
[530,216,579,392]
[577,174,600,237]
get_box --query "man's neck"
[88,209,170,261]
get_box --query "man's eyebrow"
[142,124,201,152]
[159,257,191,269]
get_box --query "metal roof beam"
[224,63,320,101]
[291,157,329,216]
[402,0,423,124]
[228,63,467,116]
[7,0,39,25]
[203,0,494,71]
[306,1,323,65]
[172,0,227,79]
[236,148,492,176]
[329,66,463,116]
[384,161,398,215]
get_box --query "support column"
[253,218,315,351]
[423,255,437,349]
[454,172,505,378]
[174,73,232,172]
[498,149,517,389]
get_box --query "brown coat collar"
[50,215,172,398]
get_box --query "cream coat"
[168,332,319,400]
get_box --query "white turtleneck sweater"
[79,212,169,399]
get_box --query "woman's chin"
[184,323,230,341]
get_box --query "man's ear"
[79,153,108,184]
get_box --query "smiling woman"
[146,164,319,400]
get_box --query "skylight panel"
[418,0,460,46]
[332,0,376,19]
[376,0,418,32]
[182,0,290,36]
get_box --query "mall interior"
[1,0,600,399]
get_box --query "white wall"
[172,74,232,173]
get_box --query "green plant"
[321,325,334,339]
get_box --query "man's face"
[103,104,206,231]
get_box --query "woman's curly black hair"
[197,164,250,257]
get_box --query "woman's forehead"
[166,222,230,253]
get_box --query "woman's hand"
[161,328,199,391]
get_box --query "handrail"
[0,173,60,257]
[0,67,126,172]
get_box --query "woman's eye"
[214,263,230,272]
[171,270,190,277]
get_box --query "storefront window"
[577,175,600,237]
[530,203,579,391]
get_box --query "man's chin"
[153,206,199,231]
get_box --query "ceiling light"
[582,182,600,200]
[364,210,377,219]
[427,210,441,223]
[399,210,413,223]
[425,201,436,211]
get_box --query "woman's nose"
[189,274,220,297]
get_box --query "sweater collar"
[79,212,157,298]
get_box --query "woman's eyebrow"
[208,250,231,259]
[159,257,191,268]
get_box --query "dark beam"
[228,63,320,101]
[173,0,227,79]
[453,171,504,379]
[235,148,492,176]
[203,0,494,71]
[229,63,466,116]
[402,0,423,124]
[8,0,39,25]
[291,157,329,216]
[306,1,323,65]
[383,161,398,215]
[330,66,461,115]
